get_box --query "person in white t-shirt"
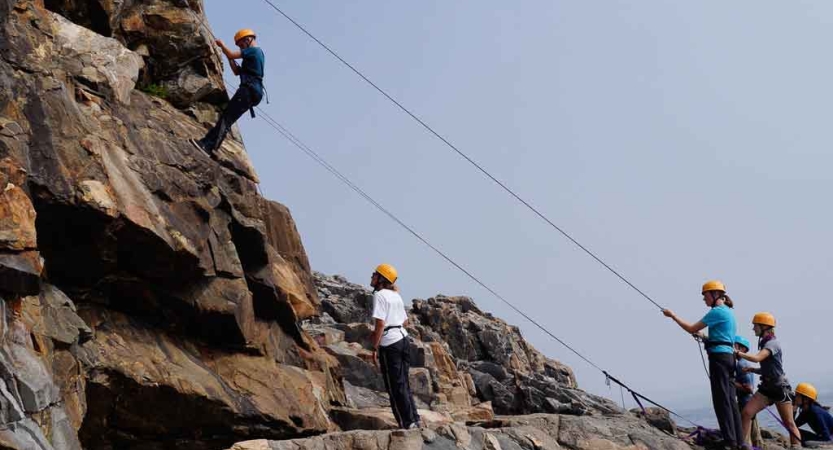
[369,263,421,429]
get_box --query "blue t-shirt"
[735,359,755,407]
[240,47,265,97]
[701,305,737,354]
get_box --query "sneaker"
[407,422,421,430]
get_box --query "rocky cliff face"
[0,1,343,448]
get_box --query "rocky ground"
[0,0,830,449]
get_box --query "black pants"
[800,429,831,443]
[379,337,419,428]
[709,353,744,446]
[200,85,261,152]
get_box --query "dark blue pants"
[379,338,419,428]
[200,86,261,152]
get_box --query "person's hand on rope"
[662,309,675,318]
[691,331,706,341]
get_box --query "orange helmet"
[701,280,726,295]
[752,312,776,327]
[375,263,398,283]
[795,383,818,401]
[234,29,256,45]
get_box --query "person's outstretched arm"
[736,348,771,363]
[662,309,706,334]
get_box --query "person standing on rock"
[736,313,802,448]
[369,263,421,429]
[734,336,763,448]
[662,280,745,449]
[793,382,833,444]
[190,28,265,156]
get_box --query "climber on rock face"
[662,280,745,449]
[793,382,833,444]
[736,313,802,448]
[190,28,265,156]
[368,263,421,430]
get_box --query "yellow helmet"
[752,312,776,327]
[234,28,256,45]
[375,263,398,283]
[796,383,818,401]
[701,280,726,295]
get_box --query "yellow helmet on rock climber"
[752,312,776,327]
[795,383,818,401]
[701,280,726,295]
[234,29,256,45]
[375,264,398,283]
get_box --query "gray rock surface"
[314,272,374,324]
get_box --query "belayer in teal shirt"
[663,280,744,449]
[190,28,265,156]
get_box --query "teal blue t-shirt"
[240,47,265,98]
[701,305,737,354]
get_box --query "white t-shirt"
[372,289,408,347]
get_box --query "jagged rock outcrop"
[0,1,341,448]
[43,0,227,112]
[305,274,618,419]
[411,295,619,416]
[314,272,373,324]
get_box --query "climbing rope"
[215,76,705,430]
[255,0,665,311]
[695,337,710,378]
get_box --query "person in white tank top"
[369,263,420,429]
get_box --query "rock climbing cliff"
[0,0,343,448]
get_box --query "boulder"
[52,13,144,105]
[329,407,453,432]
[325,341,384,392]
[630,407,676,434]
[343,380,390,409]
[410,367,434,403]
[451,402,496,423]
[314,272,373,324]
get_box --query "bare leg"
[742,394,769,445]
[775,401,801,447]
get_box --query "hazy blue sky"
[205,1,833,410]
